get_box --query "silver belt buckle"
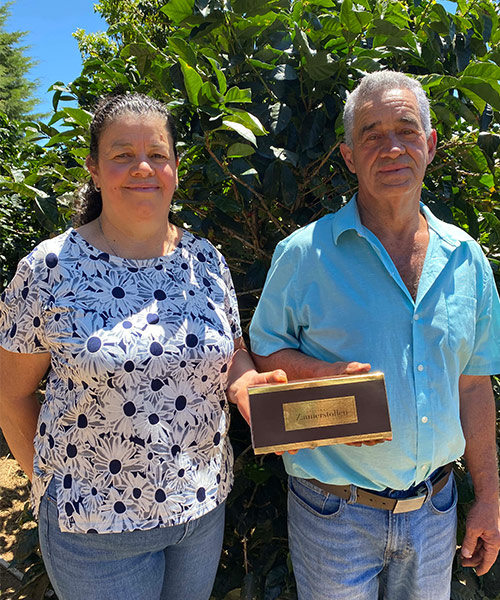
[392,493,427,513]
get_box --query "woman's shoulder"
[23,229,77,269]
[180,230,228,266]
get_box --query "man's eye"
[152,153,168,159]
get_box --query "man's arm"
[253,349,390,448]
[252,348,370,381]
[0,347,51,480]
[459,373,500,575]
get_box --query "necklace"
[97,217,177,258]
[97,217,120,256]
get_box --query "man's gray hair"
[343,71,432,147]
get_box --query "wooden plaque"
[248,371,391,454]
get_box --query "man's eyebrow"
[360,116,421,135]
[360,121,381,135]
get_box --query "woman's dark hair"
[73,93,178,226]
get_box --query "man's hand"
[461,500,500,576]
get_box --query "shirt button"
[417,364,424,372]
[421,416,428,423]
[414,314,420,321]
[421,465,427,471]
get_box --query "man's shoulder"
[277,214,336,253]
[425,208,485,252]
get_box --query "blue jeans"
[38,479,225,600]
[288,472,457,600]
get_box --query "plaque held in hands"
[248,371,392,455]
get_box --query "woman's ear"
[86,155,100,189]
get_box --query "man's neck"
[356,190,424,242]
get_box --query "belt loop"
[348,484,358,504]
[423,477,432,504]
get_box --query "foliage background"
[1,0,500,598]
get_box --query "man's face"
[340,87,437,206]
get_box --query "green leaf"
[62,107,92,128]
[222,120,257,146]
[270,146,299,167]
[160,0,195,24]
[459,78,500,112]
[207,57,227,94]
[269,103,292,135]
[179,58,203,106]
[462,62,500,82]
[294,24,315,58]
[168,37,197,68]
[248,58,275,70]
[226,108,267,135]
[198,81,224,105]
[271,64,298,81]
[304,51,338,81]
[227,143,255,158]
[481,212,500,238]
[225,87,252,104]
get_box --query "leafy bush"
[2,0,500,598]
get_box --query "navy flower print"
[0,228,241,533]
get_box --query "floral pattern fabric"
[0,228,241,533]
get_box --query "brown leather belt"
[309,463,453,514]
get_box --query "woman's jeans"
[38,478,225,600]
[288,472,457,600]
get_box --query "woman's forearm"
[0,393,41,480]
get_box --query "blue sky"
[5,0,107,115]
[6,0,457,117]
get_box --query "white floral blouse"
[0,228,241,533]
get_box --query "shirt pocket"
[446,295,477,355]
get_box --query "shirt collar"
[332,194,461,249]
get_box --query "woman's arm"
[226,337,287,424]
[0,347,51,480]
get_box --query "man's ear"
[426,129,438,165]
[86,155,100,187]
[340,142,356,174]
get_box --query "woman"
[0,93,285,600]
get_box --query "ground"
[0,432,34,599]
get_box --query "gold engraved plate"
[283,396,358,432]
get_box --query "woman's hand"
[226,337,287,424]
[227,367,287,425]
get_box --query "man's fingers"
[264,369,287,383]
[462,539,500,576]
[343,361,371,374]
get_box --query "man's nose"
[381,133,406,157]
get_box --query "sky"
[5,0,107,116]
[5,0,457,118]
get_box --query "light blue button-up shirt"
[250,197,500,490]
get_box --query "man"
[247,72,500,599]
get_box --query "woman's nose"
[130,157,155,176]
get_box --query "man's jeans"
[288,472,457,600]
[38,478,225,600]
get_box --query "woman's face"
[86,112,178,224]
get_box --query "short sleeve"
[221,256,242,340]
[249,240,302,356]
[0,259,49,354]
[462,259,500,376]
